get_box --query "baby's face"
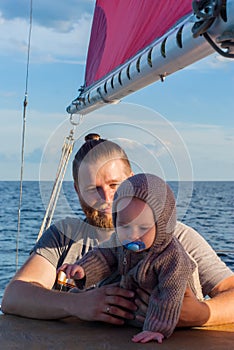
[116,197,156,251]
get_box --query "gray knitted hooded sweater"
[76,173,203,338]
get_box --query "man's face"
[76,158,132,228]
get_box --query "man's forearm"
[1,280,77,319]
[2,279,137,324]
[203,288,234,326]
[177,277,234,328]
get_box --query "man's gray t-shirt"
[33,217,233,297]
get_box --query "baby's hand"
[58,263,85,280]
[132,330,164,343]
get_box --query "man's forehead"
[78,157,125,183]
[79,157,124,173]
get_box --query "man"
[2,134,234,326]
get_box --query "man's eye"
[110,183,120,189]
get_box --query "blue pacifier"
[123,240,146,251]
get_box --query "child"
[59,173,203,343]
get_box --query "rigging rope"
[37,114,83,242]
[37,128,76,241]
[16,0,33,271]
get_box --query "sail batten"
[67,0,234,115]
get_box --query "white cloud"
[1,103,233,181]
[0,90,16,98]
[174,121,234,180]
[0,108,66,153]
[0,1,94,29]
[186,52,234,71]
[0,12,93,63]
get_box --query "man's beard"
[79,199,114,229]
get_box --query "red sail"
[85,0,193,87]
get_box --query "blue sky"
[0,0,234,181]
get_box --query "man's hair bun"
[84,133,101,142]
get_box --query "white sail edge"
[67,1,234,116]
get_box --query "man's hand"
[1,254,137,322]
[73,284,138,325]
[134,287,150,325]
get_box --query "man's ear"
[74,182,79,194]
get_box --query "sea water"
[0,181,233,303]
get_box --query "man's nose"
[98,187,114,203]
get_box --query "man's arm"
[205,275,234,325]
[1,253,137,323]
[174,222,234,326]
[178,275,234,327]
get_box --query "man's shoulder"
[174,221,198,237]
[174,221,205,248]
[53,216,89,241]
[174,221,213,255]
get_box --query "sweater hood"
[112,173,177,252]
